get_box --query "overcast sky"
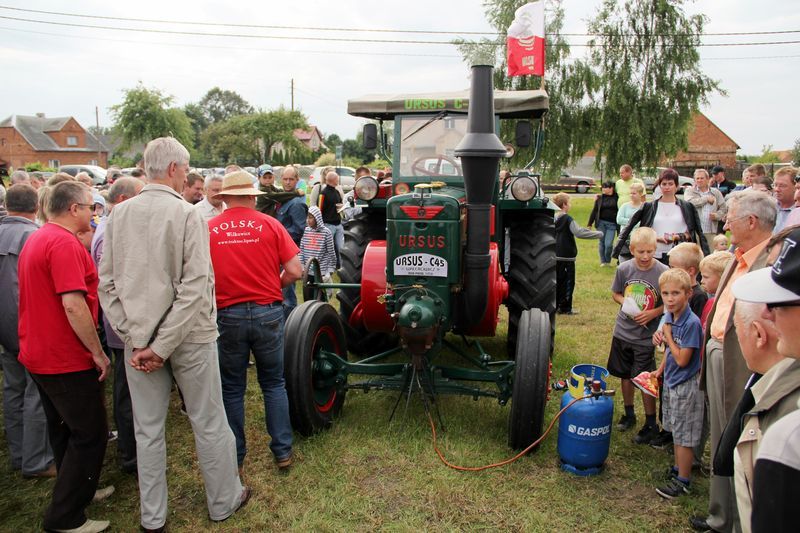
[0,0,797,155]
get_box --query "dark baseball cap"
[732,227,800,303]
[711,165,725,175]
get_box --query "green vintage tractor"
[284,65,556,449]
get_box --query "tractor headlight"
[355,176,379,201]
[511,176,537,202]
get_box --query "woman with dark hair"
[588,181,619,266]
[613,168,709,263]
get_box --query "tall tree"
[455,0,595,175]
[200,108,309,165]
[457,0,721,175]
[584,0,721,172]
[110,84,194,150]
[198,87,254,124]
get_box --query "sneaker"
[616,414,637,431]
[650,429,674,449]
[107,430,118,442]
[656,477,690,499]
[660,466,679,481]
[634,424,660,445]
[92,485,115,503]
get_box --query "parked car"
[58,165,107,186]
[542,173,597,194]
[309,166,356,192]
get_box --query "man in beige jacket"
[729,301,800,532]
[98,137,249,532]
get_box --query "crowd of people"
[0,145,799,532]
[556,161,800,532]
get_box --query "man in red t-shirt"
[208,171,301,475]
[18,180,112,533]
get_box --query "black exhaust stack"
[455,65,507,326]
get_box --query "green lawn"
[0,197,705,531]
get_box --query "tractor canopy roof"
[347,89,549,120]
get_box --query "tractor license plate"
[393,253,448,277]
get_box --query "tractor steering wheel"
[410,155,462,177]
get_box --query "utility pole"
[291,78,294,111]
[95,106,102,166]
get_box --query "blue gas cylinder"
[557,364,614,476]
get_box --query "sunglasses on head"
[766,300,800,310]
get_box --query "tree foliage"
[584,0,721,172]
[110,84,194,151]
[198,87,254,124]
[456,0,722,176]
[747,144,782,164]
[200,108,309,165]
[455,1,595,175]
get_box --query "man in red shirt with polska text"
[208,171,302,476]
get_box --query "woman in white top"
[613,168,709,264]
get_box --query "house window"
[67,136,78,146]
[89,159,98,166]
[48,159,60,168]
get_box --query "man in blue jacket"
[277,166,307,317]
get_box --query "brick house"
[293,126,326,152]
[563,112,740,178]
[0,114,108,172]
[667,112,739,169]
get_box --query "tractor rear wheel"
[337,212,398,357]
[508,308,551,451]
[284,301,348,436]
[506,212,557,358]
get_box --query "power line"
[0,5,798,38]
[0,25,459,58]
[3,14,799,47]
[0,5,492,36]
[3,23,797,65]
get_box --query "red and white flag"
[506,1,545,77]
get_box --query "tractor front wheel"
[506,213,557,358]
[508,308,551,451]
[284,301,348,436]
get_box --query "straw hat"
[214,171,265,197]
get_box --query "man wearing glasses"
[17,180,112,533]
[732,225,800,532]
[692,189,777,533]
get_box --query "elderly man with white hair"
[10,169,31,186]
[98,137,248,532]
[194,174,225,221]
[730,225,800,532]
[708,298,800,533]
[692,189,777,533]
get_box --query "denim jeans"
[217,302,293,465]
[324,222,344,269]
[597,220,617,264]
[282,283,297,319]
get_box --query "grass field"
[0,197,706,531]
